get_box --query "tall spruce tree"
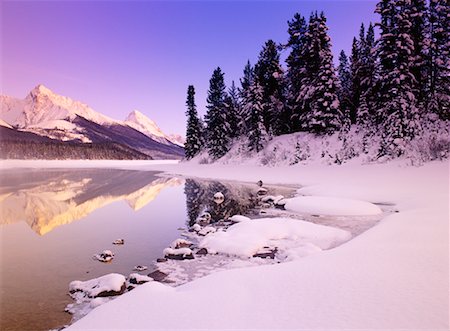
[184,85,203,159]
[357,23,377,127]
[427,0,450,119]
[408,0,428,107]
[299,12,341,134]
[244,81,267,152]
[286,13,308,132]
[376,0,422,156]
[224,81,241,139]
[349,37,361,123]
[337,50,353,122]
[254,40,286,135]
[205,67,230,159]
[239,61,255,135]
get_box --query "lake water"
[0,168,296,331]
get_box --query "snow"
[69,273,126,298]
[0,118,13,128]
[163,247,193,257]
[128,273,153,284]
[199,218,351,258]
[228,215,251,223]
[66,160,449,330]
[283,196,382,216]
[124,110,183,147]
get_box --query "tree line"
[185,0,449,161]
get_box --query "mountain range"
[0,85,184,159]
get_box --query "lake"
[0,168,295,331]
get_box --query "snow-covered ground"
[63,160,448,330]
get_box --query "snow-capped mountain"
[0,84,115,128]
[125,110,185,147]
[0,85,184,159]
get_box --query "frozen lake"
[0,168,296,331]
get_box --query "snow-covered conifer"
[205,67,230,159]
[244,81,268,152]
[254,40,286,135]
[184,85,204,159]
[427,0,449,119]
[300,12,342,134]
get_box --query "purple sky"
[2,0,377,136]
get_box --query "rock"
[196,212,212,225]
[97,283,127,297]
[164,247,194,260]
[128,273,153,285]
[133,265,148,271]
[148,270,168,282]
[228,215,251,223]
[257,180,263,187]
[156,258,168,263]
[213,192,224,204]
[257,188,268,196]
[93,250,114,263]
[196,248,208,255]
[253,247,278,259]
[198,226,216,236]
[112,239,124,245]
[69,273,126,298]
[170,238,193,249]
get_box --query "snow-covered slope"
[0,118,13,129]
[124,110,184,147]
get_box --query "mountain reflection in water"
[0,168,182,235]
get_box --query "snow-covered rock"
[228,215,251,223]
[129,273,153,285]
[163,247,194,260]
[69,273,126,298]
[170,239,192,249]
[283,196,382,216]
[93,250,114,262]
[213,192,224,204]
[199,218,351,258]
[133,265,148,272]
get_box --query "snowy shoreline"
[63,160,448,330]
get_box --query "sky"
[1,0,378,136]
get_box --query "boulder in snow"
[129,273,153,285]
[69,273,126,298]
[213,192,225,204]
[163,247,194,260]
[170,238,193,249]
[133,265,148,272]
[147,270,168,282]
[93,250,114,263]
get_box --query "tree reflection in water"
[184,178,261,226]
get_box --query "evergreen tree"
[357,23,377,127]
[254,40,286,135]
[184,85,203,159]
[408,0,428,107]
[244,81,267,152]
[205,67,230,159]
[337,50,352,122]
[349,36,361,123]
[299,12,342,134]
[427,0,450,119]
[376,0,422,156]
[224,81,241,139]
[286,13,308,132]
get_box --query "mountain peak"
[30,84,54,97]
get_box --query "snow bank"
[228,215,251,223]
[199,218,351,258]
[69,273,126,298]
[283,196,382,216]
[67,161,449,330]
